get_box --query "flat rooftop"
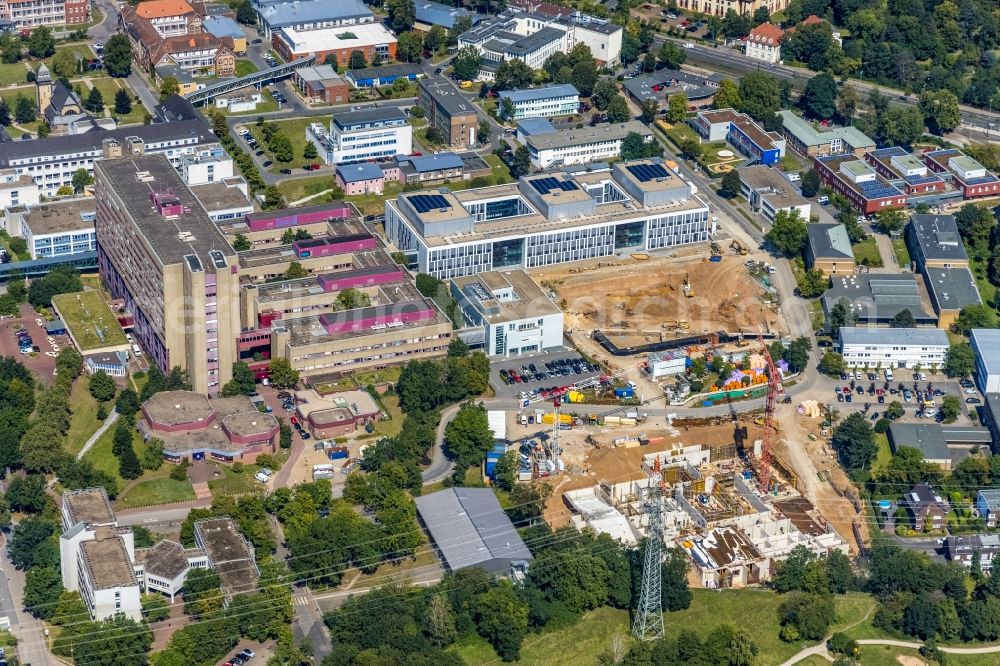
[739,165,808,208]
[278,22,397,55]
[194,518,259,595]
[908,214,968,264]
[19,198,95,235]
[137,540,198,580]
[51,290,129,351]
[839,326,949,347]
[419,78,477,117]
[285,295,451,346]
[777,110,875,149]
[822,274,935,323]
[623,70,720,103]
[80,534,138,590]
[95,155,235,267]
[923,267,982,312]
[143,390,214,426]
[190,178,253,213]
[971,330,1000,378]
[64,488,116,527]
[818,154,904,201]
[221,411,279,438]
[523,121,651,151]
[452,269,561,323]
[254,254,399,303]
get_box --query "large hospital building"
[384,159,712,279]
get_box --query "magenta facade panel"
[321,304,436,334]
[245,203,354,232]
[318,267,404,292]
[293,236,377,258]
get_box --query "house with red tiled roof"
[122,0,201,38]
[745,22,784,64]
[121,1,234,80]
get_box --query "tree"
[415,273,443,297]
[801,72,838,119]
[267,358,299,389]
[835,85,859,122]
[444,402,493,471]
[183,566,223,618]
[832,412,877,471]
[396,30,423,63]
[919,90,961,134]
[592,79,619,111]
[302,141,317,160]
[88,370,117,402]
[263,186,285,210]
[883,400,904,420]
[951,303,996,335]
[720,169,741,198]
[620,132,651,160]
[658,41,686,69]
[72,167,92,193]
[639,97,659,124]
[112,419,133,456]
[83,85,104,114]
[27,26,55,58]
[495,59,533,91]
[738,71,781,123]
[424,25,446,53]
[114,87,132,115]
[270,132,294,162]
[879,106,924,147]
[158,76,180,102]
[955,204,995,259]
[424,592,457,648]
[779,591,836,641]
[764,209,808,256]
[876,208,907,235]
[571,59,599,97]
[447,337,469,357]
[14,95,35,124]
[142,438,164,470]
[944,342,975,377]
[662,547,692,611]
[800,169,821,197]
[452,46,481,81]
[510,145,531,178]
[118,440,141,480]
[606,95,630,123]
[0,294,16,317]
[51,49,77,79]
[279,418,292,449]
[474,580,529,661]
[667,93,688,123]
[348,50,366,70]
[6,474,47,513]
[940,394,961,423]
[234,0,256,24]
[232,233,251,251]
[387,0,415,31]
[889,309,916,328]
[222,361,256,396]
[713,78,742,110]
[492,451,518,491]
[787,336,812,372]
[24,566,62,619]
[0,99,10,127]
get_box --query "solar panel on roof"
[905,174,941,186]
[965,175,999,185]
[858,180,901,199]
[409,194,451,213]
[529,176,579,195]
[626,163,670,182]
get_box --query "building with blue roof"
[345,63,424,88]
[498,84,579,120]
[414,1,482,30]
[203,16,246,53]
[515,117,556,138]
[397,152,491,185]
[253,0,374,38]
[335,162,385,195]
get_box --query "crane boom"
[746,315,784,494]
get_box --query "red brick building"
[814,154,907,215]
[923,148,1000,199]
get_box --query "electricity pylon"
[632,486,664,642]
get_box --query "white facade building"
[0,168,39,210]
[971,328,1000,394]
[451,269,563,356]
[744,22,783,64]
[180,150,234,185]
[5,198,96,259]
[839,327,950,369]
[647,350,688,378]
[306,107,412,165]
[498,84,579,120]
[386,159,712,280]
[520,121,653,169]
[214,91,262,114]
[134,540,209,602]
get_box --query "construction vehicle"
[683,275,694,298]
[730,240,748,255]
[710,242,723,256]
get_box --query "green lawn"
[276,174,334,205]
[373,394,402,437]
[852,237,884,267]
[662,120,699,148]
[347,180,406,215]
[891,237,911,268]
[82,417,141,491]
[0,62,27,86]
[207,463,265,496]
[116,476,195,509]
[970,255,997,308]
[872,432,893,474]
[216,89,280,116]
[65,377,104,455]
[808,300,825,332]
[353,366,402,387]
[235,59,258,77]
[0,229,30,261]
[41,44,103,78]
[51,291,128,351]
[483,153,513,184]
[88,78,146,125]
[250,117,317,172]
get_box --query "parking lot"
[490,349,603,399]
[0,304,63,384]
[817,370,981,424]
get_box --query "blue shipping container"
[614,387,634,398]
[328,449,348,460]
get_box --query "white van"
[884,368,893,381]
[817,195,830,205]
[131,343,142,358]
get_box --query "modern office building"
[273,22,397,64]
[814,155,907,215]
[744,22,783,64]
[805,223,854,276]
[738,166,809,224]
[0,98,220,196]
[450,269,563,356]
[305,107,412,165]
[521,121,653,169]
[253,0,374,39]
[417,78,479,148]
[777,110,875,158]
[134,540,209,602]
[95,153,241,395]
[413,0,482,31]
[838,327,949,369]
[923,148,1000,199]
[4,198,96,259]
[821,274,936,327]
[497,84,579,120]
[971,328,1000,394]
[906,214,969,270]
[864,147,947,197]
[385,159,712,279]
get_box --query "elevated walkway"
[185,56,316,105]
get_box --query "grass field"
[207,463,266,496]
[52,291,128,351]
[891,237,911,268]
[373,394,402,437]
[872,432,893,474]
[852,236,884,267]
[0,62,27,86]
[87,78,146,125]
[250,117,316,172]
[970,255,996,307]
[117,476,195,509]
[276,174,333,205]
[235,60,258,77]
[65,377,104,455]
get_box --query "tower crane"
[744,309,784,494]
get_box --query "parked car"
[967,397,981,404]
[262,160,273,167]
[251,38,262,44]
